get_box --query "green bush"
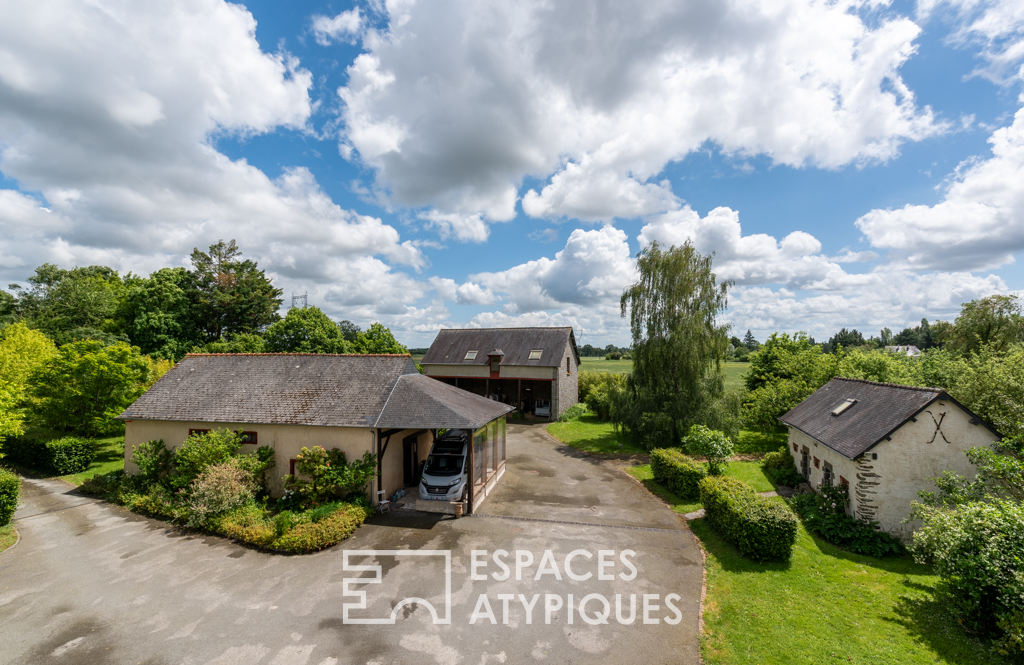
[171,429,243,488]
[790,483,904,557]
[286,446,376,508]
[650,448,707,500]
[911,499,1024,655]
[132,439,173,485]
[0,467,20,526]
[558,403,590,422]
[682,424,734,475]
[46,437,95,475]
[212,501,370,553]
[185,461,258,527]
[699,475,797,562]
[579,371,627,420]
[268,503,369,553]
[760,449,806,487]
[4,434,94,475]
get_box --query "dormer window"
[831,399,857,416]
[464,350,478,360]
[490,357,500,373]
[528,349,542,360]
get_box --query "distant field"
[723,362,748,392]
[579,356,633,374]
[410,353,424,363]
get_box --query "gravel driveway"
[0,422,702,665]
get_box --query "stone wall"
[554,340,579,418]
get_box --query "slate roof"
[119,354,510,430]
[421,327,579,367]
[375,374,514,429]
[778,377,992,459]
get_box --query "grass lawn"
[734,429,787,455]
[625,461,777,515]
[0,525,17,553]
[63,434,125,486]
[579,356,634,374]
[545,414,646,455]
[692,513,1006,664]
[723,362,748,393]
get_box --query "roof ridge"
[437,327,571,331]
[829,376,944,393]
[185,353,411,357]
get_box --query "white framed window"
[464,350,478,360]
[528,349,542,360]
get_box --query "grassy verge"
[0,525,17,553]
[546,414,646,455]
[691,514,1006,664]
[625,461,776,514]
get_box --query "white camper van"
[418,432,469,502]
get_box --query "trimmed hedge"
[212,501,370,553]
[5,434,95,475]
[650,448,707,500]
[0,468,20,526]
[699,475,798,562]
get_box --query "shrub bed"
[5,434,95,475]
[791,483,904,558]
[699,475,797,562]
[81,431,372,554]
[760,448,806,487]
[0,468,20,526]
[650,448,706,500]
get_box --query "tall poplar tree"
[618,241,734,448]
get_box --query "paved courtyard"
[0,422,702,665]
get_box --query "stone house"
[119,353,513,511]
[779,377,999,537]
[420,327,580,420]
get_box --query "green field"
[579,356,633,374]
[722,361,748,392]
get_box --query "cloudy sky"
[1,0,1023,346]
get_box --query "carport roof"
[119,353,511,430]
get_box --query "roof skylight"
[528,349,542,360]
[464,350,478,360]
[831,399,857,416]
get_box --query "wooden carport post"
[466,428,475,515]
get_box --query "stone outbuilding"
[119,353,513,511]
[420,327,580,420]
[779,377,999,537]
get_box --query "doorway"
[403,433,420,487]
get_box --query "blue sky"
[1,0,1023,347]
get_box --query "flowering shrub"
[790,482,904,557]
[185,461,257,527]
[682,424,734,475]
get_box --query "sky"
[1,0,1023,348]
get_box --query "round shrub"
[682,424,734,475]
[699,475,797,562]
[0,467,20,526]
[650,448,707,500]
[131,439,173,485]
[185,461,258,527]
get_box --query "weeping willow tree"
[617,241,736,449]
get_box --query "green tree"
[828,328,865,351]
[265,307,352,353]
[31,340,152,435]
[354,323,408,354]
[682,424,734,475]
[116,268,201,360]
[189,240,283,343]
[11,264,126,345]
[0,323,58,443]
[743,330,759,351]
[337,320,361,343]
[948,295,1024,355]
[617,241,734,448]
[194,333,267,354]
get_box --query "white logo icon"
[342,550,452,624]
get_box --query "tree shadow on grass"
[884,579,1008,665]
[734,429,787,455]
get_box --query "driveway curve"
[0,423,702,665]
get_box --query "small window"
[823,461,834,484]
[792,442,798,452]
[464,350,478,360]
[240,431,257,445]
[528,349,542,360]
[839,475,849,487]
[289,459,297,476]
[566,357,570,375]
[831,399,857,416]
[188,428,210,437]
[813,456,820,469]
[490,358,500,372]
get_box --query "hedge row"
[212,502,370,553]
[5,435,95,475]
[0,468,20,526]
[699,475,798,562]
[650,448,706,500]
[760,449,806,488]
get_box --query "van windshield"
[424,455,464,477]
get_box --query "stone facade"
[786,398,997,537]
[554,338,579,419]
